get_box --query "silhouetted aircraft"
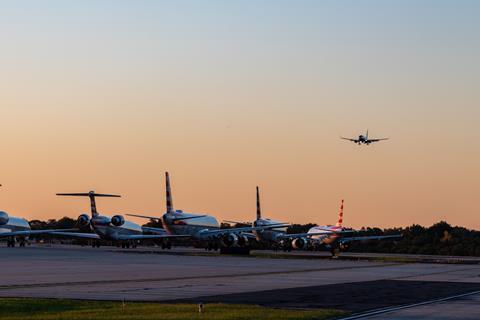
[341,130,389,145]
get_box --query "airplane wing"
[126,214,208,222]
[44,231,101,239]
[0,229,79,238]
[198,224,289,237]
[341,137,359,143]
[367,138,389,143]
[116,234,191,240]
[276,228,357,240]
[141,226,168,234]
[240,232,257,239]
[338,234,402,244]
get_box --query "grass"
[0,298,347,320]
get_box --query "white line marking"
[338,290,480,320]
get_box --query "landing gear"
[205,241,219,251]
[330,247,341,258]
[161,241,172,250]
[91,240,101,248]
[121,241,137,249]
[7,238,15,247]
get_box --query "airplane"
[51,191,189,248]
[341,130,389,145]
[0,185,76,247]
[276,200,402,256]
[127,172,288,254]
[223,186,339,249]
[0,211,76,247]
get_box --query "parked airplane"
[0,211,76,247]
[127,173,287,253]
[223,186,333,248]
[277,200,401,256]
[51,191,189,248]
[341,130,389,145]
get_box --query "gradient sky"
[0,1,479,229]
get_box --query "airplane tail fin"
[336,199,344,227]
[366,129,369,140]
[56,191,121,217]
[256,186,261,220]
[165,172,174,213]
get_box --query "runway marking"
[0,263,400,291]
[388,266,480,281]
[337,290,480,320]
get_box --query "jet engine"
[237,235,249,247]
[292,237,308,250]
[111,215,125,227]
[77,214,90,227]
[220,233,238,247]
[0,211,9,225]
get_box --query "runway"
[1,245,480,319]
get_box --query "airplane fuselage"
[253,218,288,242]
[90,214,143,241]
[162,211,219,240]
[0,213,30,237]
[307,225,342,245]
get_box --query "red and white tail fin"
[336,199,344,227]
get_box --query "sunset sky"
[0,1,479,229]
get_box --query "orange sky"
[0,1,479,229]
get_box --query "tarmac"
[1,244,480,319]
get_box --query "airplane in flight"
[0,211,76,247]
[127,173,288,253]
[276,200,401,256]
[341,130,389,145]
[51,191,189,248]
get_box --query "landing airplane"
[127,173,288,253]
[0,211,75,247]
[51,191,189,248]
[277,200,401,256]
[341,130,389,145]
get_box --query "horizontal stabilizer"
[223,220,251,225]
[57,193,121,198]
[171,215,208,221]
[127,214,161,220]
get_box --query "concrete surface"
[1,244,480,319]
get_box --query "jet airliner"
[127,173,288,253]
[277,200,401,256]
[341,130,389,145]
[50,191,189,248]
[0,211,75,247]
